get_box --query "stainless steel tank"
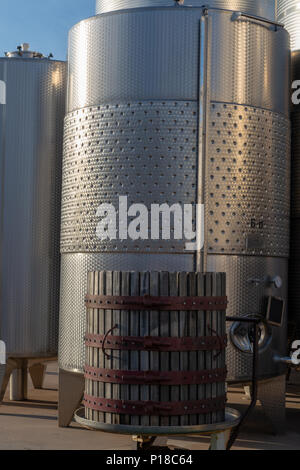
[95,0,275,19]
[277,0,300,51]
[59,2,290,391]
[0,44,66,398]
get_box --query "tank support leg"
[58,368,85,427]
[9,360,28,401]
[0,365,5,398]
[0,358,21,402]
[210,430,231,450]
[288,369,300,385]
[0,359,15,402]
[132,436,157,451]
[29,363,46,390]
[132,436,169,450]
[243,385,251,400]
[257,375,286,434]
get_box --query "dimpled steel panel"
[206,102,290,257]
[61,101,198,253]
[277,0,300,51]
[67,9,288,116]
[61,100,290,256]
[95,0,275,20]
[0,58,66,357]
[59,253,194,372]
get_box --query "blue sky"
[0,0,94,60]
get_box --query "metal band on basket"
[85,333,227,352]
[85,294,228,311]
[84,366,227,385]
[83,394,227,416]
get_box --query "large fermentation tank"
[0,45,66,370]
[59,1,290,387]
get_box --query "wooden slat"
[216,272,221,424]
[98,271,105,423]
[149,272,159,427]
[188,272,197,426]
[219,273,226,423]
[86,271,93,422]
[112,271,121,425]
[104,271,113,424]
[179,272,188,426]
[211,273,218,424]
[159,271,170,427]
[93,271,99,423]
[205,273,213,425]
[120,272,130,425]
[130,272,140,426]
[170,272,179,426]
[197,273,206,426]
[140,272,150,427]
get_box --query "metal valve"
[247,276,283,289]
[269,276,283,289]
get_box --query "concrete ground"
[0,362,299,450]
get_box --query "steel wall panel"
[67,9,289,116]
[0,58,66,356]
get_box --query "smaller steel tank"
[95,0,275,20]
[0,44,66,401]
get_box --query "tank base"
[0,358,17,402]
[29,363,46,390]
[244,375,286,434]
[0,357,56,402]
[0,365,5,396]
[58,369,84,427]
[9,361,28,401]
